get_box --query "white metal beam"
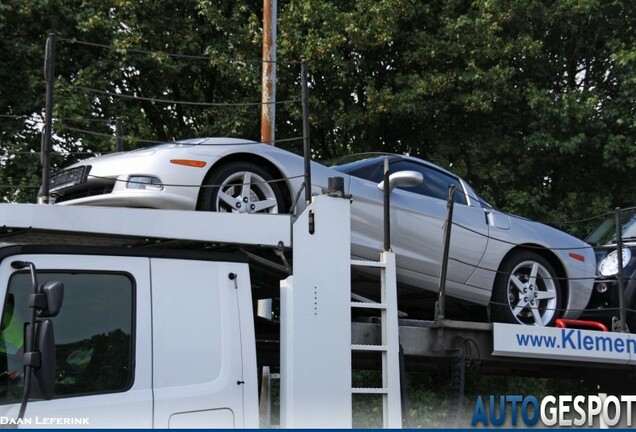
[0,204,291,248]
[280,194,352,428]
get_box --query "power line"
[449,256,597,282]
[536,211,615,226]
[451,220,593,252]
[57,116,118,123]
[1,113,118,124]
[58,36,302,65]
[71,85,301,107]
[56,125,116,139]
[1,151,98,156]
[2,117,305,147]
[0,114,29,120]
[55,124,166,144]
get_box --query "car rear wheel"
[199,162,284,214]
[491,251,561,326]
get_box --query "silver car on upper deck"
[48,137,596,326]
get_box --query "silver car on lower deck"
[48,137,596,326]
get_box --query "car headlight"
[598,248,632,277]
[126,176,164,191]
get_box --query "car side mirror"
[377,170,423,192]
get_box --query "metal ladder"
[351,251,402,428]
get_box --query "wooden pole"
[261,0,277,145]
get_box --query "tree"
[0,0,268,202]
[278,0,636,234]
[1,0,636,236]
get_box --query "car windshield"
[324,154,397,186]
[324,153,392,170]
[586,208,636,246]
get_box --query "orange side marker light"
[568,253,585,262]
[170,159,207,168]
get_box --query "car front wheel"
[491,251,561,326]
[198,162,284,214]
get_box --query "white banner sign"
[493,323,636,364]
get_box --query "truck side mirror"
[28,281,63,399]
[24,319,56,400]
[11,260,65,418]
[38,281,64,318]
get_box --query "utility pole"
[261,0,277,145]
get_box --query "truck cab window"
[0,272,134,403]
[0,294,23,401]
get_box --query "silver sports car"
[48,137,596,326]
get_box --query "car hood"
[63,138,260,169]
[63,146,169,169]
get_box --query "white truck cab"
[0,247,258,428]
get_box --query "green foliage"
[352,369,596,428]
[1,0,636,232]
[280,0,636,232]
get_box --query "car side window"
[342,161,385,183]
[0,272,134,404]
[390,161,467,205]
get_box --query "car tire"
[199,162,285,214]
[491,251,561,326]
